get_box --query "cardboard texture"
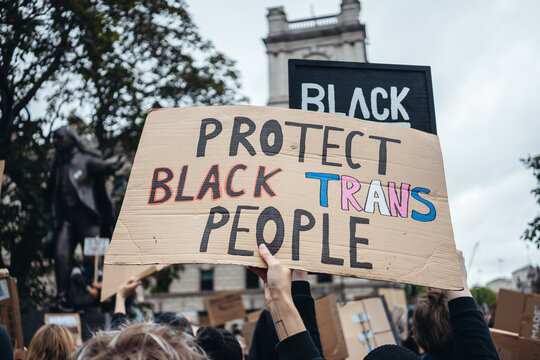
[378,288,408,340]
[520,293,540,340]
[0,272,23,347]
[242,321,257,353]
[0,160,4,196]
[100,264,166,301]
[104,106,461,289]
[45,313,83,346]
[205,290,246,326]
[495,289,528,333]
[338,296,398,359]
[315,295,349,360]
[247,309,263,323]
[494,288,540,341]
[490,328,540,360]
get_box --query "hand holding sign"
[445,250,471,300]
[115,277,141,315]
[252,244,305,341]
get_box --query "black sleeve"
[71,268,89,291]
[449,296,499,360]
[247,309,279,360]
[276,331,325,360]
[291,281,323,357]
[247,281,324,360]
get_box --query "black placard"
[288,59,437,134]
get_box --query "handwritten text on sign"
[104,106,462,289]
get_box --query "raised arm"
[111,277,141,328]
[445,250,499,360]
[250,244,325,360]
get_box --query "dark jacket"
[247,281,324,360]
[257,294,499,360]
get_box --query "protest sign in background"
[44,313,82,346]
[104,106,461,290]
[289,60,437,134]
[83,237,110,257]
[0,271,23,347]
[205,290,246,326]
[338,296,397,358]
[315,294,349,360]
[100,264,166,301]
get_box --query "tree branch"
[12,33,69,117]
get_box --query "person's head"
[195,326,242,360]
[71,322,205,360]
[155,312,194,336]
[412,290,453,355]
[364,344,420,360]
[26,324,75,360]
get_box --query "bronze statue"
[47,126,122,309]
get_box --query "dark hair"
[364,344,419,360]
[155,312,194,336]
[195,326,242,360]
[412,290,453,355]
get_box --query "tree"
[521,154,540,249]
[470,286,496,306]
[0,0,245,311]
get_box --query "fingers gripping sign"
[249,244,306,341]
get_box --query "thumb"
[258,244,278,267]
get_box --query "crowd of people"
[0,246,499,360]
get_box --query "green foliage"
[141,265,184,295]
[405,285,427,301]
[521,154,540,248]
[0,117,56,311]
[1,0,245,311]
[470,286,496,306]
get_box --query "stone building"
[147,0,390,324]
[265,0,367,108]
[485,264,540,295]
[486,278,513,294]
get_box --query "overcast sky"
[186,0,540,286]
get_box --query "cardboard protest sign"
[100,264,166,301]
[490,328,540,360]
[315,295,349,360]
[104,106,462,289]
[83,237,110,256]
[289,60,437,134]
[247,309,263,323]
[0,271,23,347]
[519,293,540,341]
[495,289,527,333]
[204,290,246,326]
[0,160,4,196]
[44,313,82,346]
[242,320,257,353]
[338,296,398,359]
[377,288,408,340]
